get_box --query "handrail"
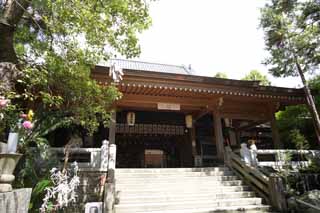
[225,146,288,211]
[225,147,270,202]
[295,198,320,211]
[256,149,320,155]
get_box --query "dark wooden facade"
[91,62,306,168]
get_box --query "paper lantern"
[127,112,135,126]
[185,115,193,128]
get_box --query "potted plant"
[0,96,34,192]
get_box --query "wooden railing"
[225,147,269,200]
[225,147,288,211]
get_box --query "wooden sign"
[157,102,180,111]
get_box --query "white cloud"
[136,0,302,88]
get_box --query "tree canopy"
[277,75,320,149]
[260,0,320,143]
[0,0,152,134]
[214,72,228,79]
[242,70,271,86]
[260,0,320,78]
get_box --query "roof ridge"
[110,58,187,69]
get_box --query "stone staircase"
[115,167,272,213]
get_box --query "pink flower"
[20,114,28,119]
[0,98,9,109]
[22,121,33,129]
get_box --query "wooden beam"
[118,94,217,108]
[193,108,211,122]
[220,112,268,121]
[236,120,268,132]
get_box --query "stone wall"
[63,170,107,213]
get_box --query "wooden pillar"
[109,111,116,145]
[191,127,197,157]
[190,127,199,167]
[270,112,282,149]
[225,118,237,146]
[235,130,241,145]
[213,111,224,160]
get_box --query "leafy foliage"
[0,0,151,134]
[276,75,320,149]
[260,0,320,143]
[1,1,152,211]
[290,129,310,150]
[214,72,228,79]
[260,0,320,77]
[242,70,271,86]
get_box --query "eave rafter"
[96,80,305,103]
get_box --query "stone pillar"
[104,111,117,213]
[213,111,224,160]
[270,112,282,149]
[100,140,109,169]
[0,188,32,213]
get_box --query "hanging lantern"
[127,112,135,126]
[224,118,230,127]
[185,115,193,128]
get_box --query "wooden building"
[91,59,305,168]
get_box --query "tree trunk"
[0,0,30,92]
[0,23,17,63]
[296,62,320,144]
[0,0,30,63]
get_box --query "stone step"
[117,185,252,196]
[116,170,234,177]
[115,167,271,213]
[117,180,244,190]
[116,175,240,183]
[115,205,271,213]
[115,198,263,212]
[119,191,256,204]
[116,167,229,173]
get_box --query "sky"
[135,0,302,88]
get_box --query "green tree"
[260,0,320,143]
[214,72,228,79]
[242,70,271,86]
[0,0,151,133]
[277,75,320,149]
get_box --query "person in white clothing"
[249,139,258,167]
[240,143,252,165]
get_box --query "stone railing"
[47,140,117,213]
[49,147,102,169]
[256,149,320,170]
[225,147,287,211]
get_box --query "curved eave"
[92,65,305,105]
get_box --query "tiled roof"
[104,59,193,75]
